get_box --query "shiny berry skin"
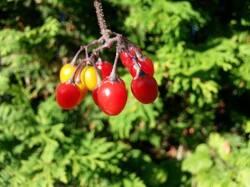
[120,47,142,68]
[76,82,88,104]
[92,87,99,106]
[97,77,127,116]
[56,83,81,110]
[131,74,158,104]
[96,61,113,78]
[80,66,101,91]
[59,64,76,83]
[129,57,154,77]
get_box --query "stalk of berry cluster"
[94,0,109,40]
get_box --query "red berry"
[56,83,81,110]
[120,47,142,68]
[97,77,127,116]
[92,87,99,106]
[96,60,113,78]
[131,74,158,104]
[129,57,154,77]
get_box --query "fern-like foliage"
[1,0,250,186]
[182,132,250,187]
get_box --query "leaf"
[53,165,68,184]
[208,133,230,160]
[244,121,250,134]
[196,167,235,187]
[0,75,10,95]
[237,169,250,186]
[72,157,80,177]
[0,29,23,56]
[239,61,250,82]
[182,144,212,174]
[122,173,146,187]
[41,139,59,163]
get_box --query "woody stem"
[93,0,109,40]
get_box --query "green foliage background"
[0,0,250,186]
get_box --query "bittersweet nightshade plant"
[56,0,158,115]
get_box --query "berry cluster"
[56,43,158,116]
[55,0,158,116]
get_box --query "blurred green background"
[0,0,250,186]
